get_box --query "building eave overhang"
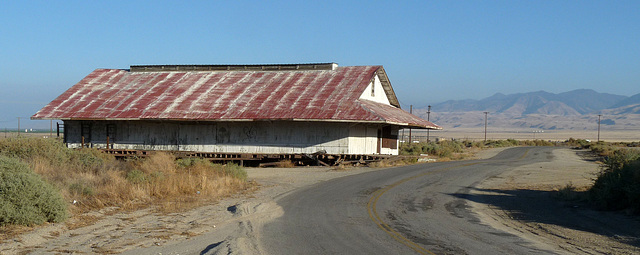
[32,117,441,129]
[374,67,401,108]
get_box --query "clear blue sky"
[1,0,639,129]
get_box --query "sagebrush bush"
[68,148,114,172]
[0,156,68,226]
[0,137,70,165]
[400,140,468,158]
[220,163,248,181]
[484,140,513,147]
[602,149,640,172]
[589,158,640,213]
[565,138,591,148]
[0,137,113,170]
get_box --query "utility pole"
[17,117,20,137]
[483,112,489,142]
[427,105,431,142]
[597,114,602,142]
[408,105,413,144]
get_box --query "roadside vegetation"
[0,137,250,228]
[399,139,555,160]
[403,138,640,215]
[567,138,640,214]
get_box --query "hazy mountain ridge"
[413,89,640,131]
[429,89,636,115]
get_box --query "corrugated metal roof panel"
[32,65,438,129]
[358,99,442,129]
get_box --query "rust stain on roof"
[32,65,441,129]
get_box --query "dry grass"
[273,160,295,168]
[368,157,419,168]
[0,224,33,241]
[555,182,586,201]
[1,137,252,220]
[331,164,352,171]
[65,214,104,230]
[56,152,250,213]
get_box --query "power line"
[483,112,489,142]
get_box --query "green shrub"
[68,148,113,171]
[556,182,583,201]
[400,140,466,158]
[0,154,31,173]
[0,137,250,217]
[126,169,147,184]
[0,137,113,170]
[176,157,209,168]
[218,164,248,181]
[484,140,512,147]
[565,138,591,148]
[0,137,72,165]
[399,143,423,155]
[0,156,68,226]
[589,159,640,213]
[506,139,520,146]
[463,140,480,148]
[69,182,95,196]
[588,148,640,213]
[602,149,640,172]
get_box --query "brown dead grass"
[273,160,295,168]
[0,147,253,240]
[368,156,420,168]
[28,149,251,214]
[0,225,33,241]
[331,164,353,171]
[64,214,104,230]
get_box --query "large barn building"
[32,63,440,160]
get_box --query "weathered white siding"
[65,120,354,154]
[380,146,398,155]
[359,75,391,105]
[347,125,379,154]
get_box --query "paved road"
[260,147,560,254]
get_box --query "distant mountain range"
[412,89,640,131]
[429,89,640,116]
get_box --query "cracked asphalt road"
[259,147,562,255]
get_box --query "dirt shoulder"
[3,148,639,254]
[471,148,640,254]
[0,166,385,254]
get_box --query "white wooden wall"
[359,74,391,105]
[64,120,397,155]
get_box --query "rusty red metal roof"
[32,65,441,129]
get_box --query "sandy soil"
[0,167,383,254]
[471,148,640,254]
[2,148,639,254]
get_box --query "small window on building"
[371,83,375,97]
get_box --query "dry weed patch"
[368,157,419,168]
[555,182,587,201]
[65,214,104,230]
[0,137,252,230]
[274,160,295,168]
